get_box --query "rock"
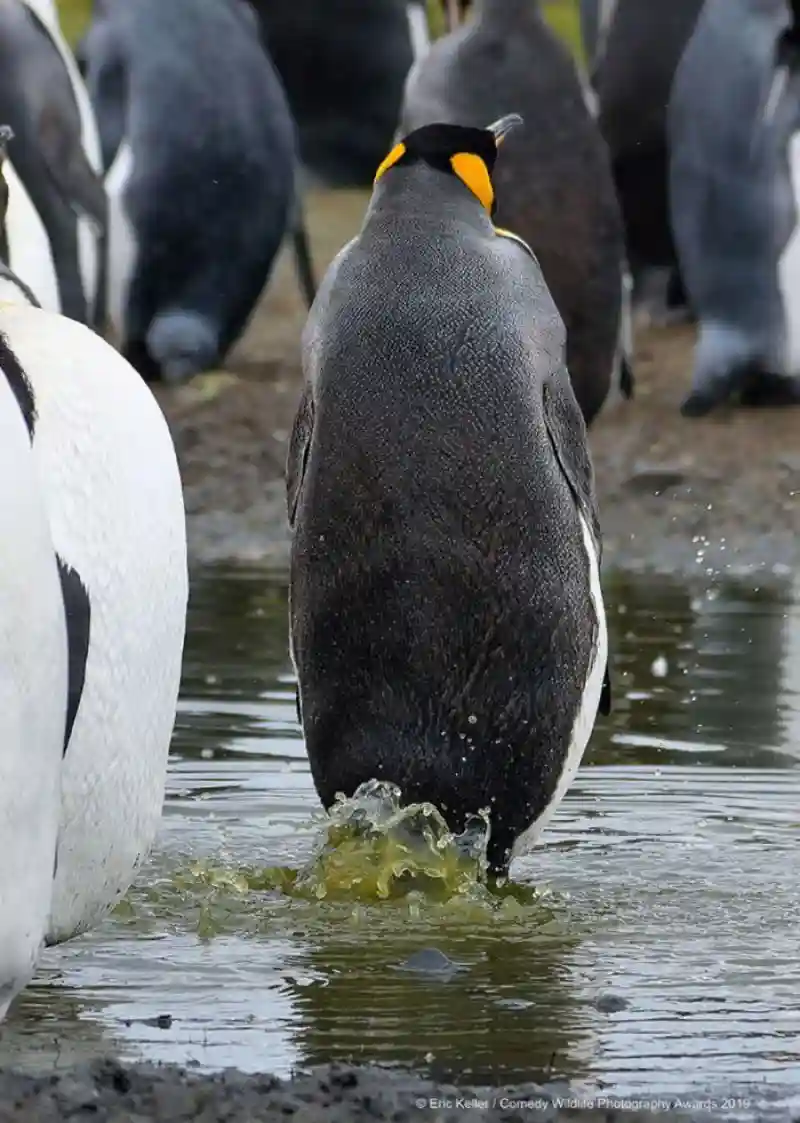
[396,948,465,977]
[595,993,630,1013]
[625,463,689,495]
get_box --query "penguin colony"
[1,0,799,1017]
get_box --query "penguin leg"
[599,663,611,716]
[740,371,800,408]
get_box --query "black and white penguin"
[0,142,188,943]
[670,0,800,414]
[0,0,106,325]
[248,0,418,187]
[287,116,611,875]
[580,0,705,315]
[80,0,303,383]
[398,0,633,426]
[0,334,67,1020]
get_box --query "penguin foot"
[680,389,723,418]
[740,373,800,408]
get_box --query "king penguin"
[0,142,188,944]
[581,0,704,319]
[398,0,633,426]
[288,116,611,876]
[670,0,800,414]
[81,0,304,383]
[0,336,67,1020]
[0,0,106,325]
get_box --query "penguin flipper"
[494,226,539,264]
[286,386,314,528]
[617,267,635,399]
[56,555,91,756]
[292,217,317,309]
[544,374,612,716]
[36,103,108,230]
[542,368,602,552]
[619,354,635,399]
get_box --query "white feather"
[0,369,67,1018]
[104,141,136,341]
[405,2,431,63]
[3,159,60,313]
[778,131,800,376]
[0,303,188,943]
[511,511,607,857]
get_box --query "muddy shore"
[153,187,798,577]
[0,1056,790,1122]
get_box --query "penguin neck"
[367,166,496,236]
[473,0,540,29]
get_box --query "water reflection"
[2,564,799,1109]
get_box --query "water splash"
[135,781,547,937]
[291,779,494,902]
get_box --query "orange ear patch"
[374,142,407,185]
[450,152,494,212]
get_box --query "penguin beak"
[488,114,524,146]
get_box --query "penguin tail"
[291,215,317,310]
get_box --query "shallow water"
[3,565,800,1111]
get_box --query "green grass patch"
[55,0,584,68]
[425,0,584,65]
[56,0,91,46]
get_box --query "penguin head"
[146,311,219,385]
[373,114,523,218]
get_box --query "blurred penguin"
[580,0,704,319]
[670,0,800,415]
[0,138,188,944]
[399,0,633,426]
[249,0,418,188]
[81,0,307,384]
[0,0,106,324]
[288,116,610,875]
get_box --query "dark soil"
[0,1056,765,1122]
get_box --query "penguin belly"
[778,131,800,376]
[511,512,608,858]
[4,159,60,313]
[104,140,137,346]
[0,303,187,943]
[0,364,67,1019]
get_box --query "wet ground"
[153,187,800,574]
[1,565,799,1120]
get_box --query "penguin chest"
[3,160,60,314]
[104,142,138,341]
[511,512,608,859]
[778,131,800,376]
[0,368,67,1014]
